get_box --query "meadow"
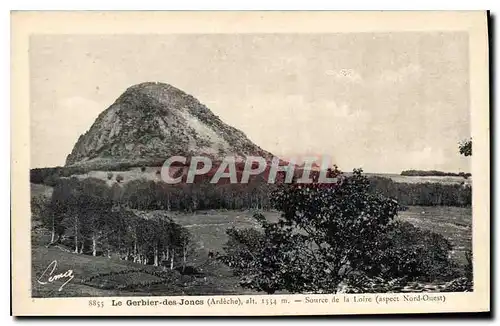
[168,206,472,264]
[29,170,472,297]
[31,205,471,297]
[32,228,251,297]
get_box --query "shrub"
[222,169,460,294]
[107,172,114,180]
[116,174,124,183]
[364,221,460,282]
[222,169,400,294]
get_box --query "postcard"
[11,11,490,316]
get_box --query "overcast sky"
[30,33,471,173]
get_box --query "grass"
[168,206,471,265]
[169,210,280,258]
[30,180,472,297]
[397,206,472,263]
[31,227,252,298]
[31,205,472,297]
[365,173,472,185]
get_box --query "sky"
[30,33,471,173]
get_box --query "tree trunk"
[79,242,84,254]
[74,221,78,254]
[170,249,174,270]
[51,216,56,243]
[133,240,138,263]
[182,245,187,272]
[154,246,159,267]
[92,236,97,257]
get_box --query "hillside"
[65,82,274,170]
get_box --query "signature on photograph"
[36,260,74,292]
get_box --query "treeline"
[368,176,471,207]
[41,177,192,270]
[108,176,472,210]
[30,160,166,185]
[401,170,471,178]
[117,180,275,211]
[32,168,472,210]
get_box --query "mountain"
[65,82,274,169]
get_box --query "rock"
[65,82,274,169]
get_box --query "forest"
[31,166,473,294]
[35,177,193,272]
[400,170,471,178]
[31,167,471,212]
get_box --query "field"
[30,175,472,297]
[365,173,472,186]
[396,206,472,263]
[40,168,472,187]
[168,206,472,264]
[31,228,253,298]
[31,205,472,297]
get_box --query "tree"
[222,169,400,294]
[223,169,461,293]
[48,177,82,248]
[179,228,194,273]
[459,138,472,157]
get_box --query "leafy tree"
[366,221,458,282]
[222,169,400,294]
[48,177,82,248]
[223,169,462,293]
[459,138,472,157]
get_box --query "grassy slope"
[30,181,472,297]
[397,206,472,263]
[31,227,253,298]
[167,207,471,265]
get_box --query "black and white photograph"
[11,11,490,316]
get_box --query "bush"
[364,221,460,282]
[116,174,124,183]
[107,172,114,180]
[222,169,400,294]
[222,169,460,294]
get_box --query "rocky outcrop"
[65,82,273,169]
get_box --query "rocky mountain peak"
[65,82,273,169]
